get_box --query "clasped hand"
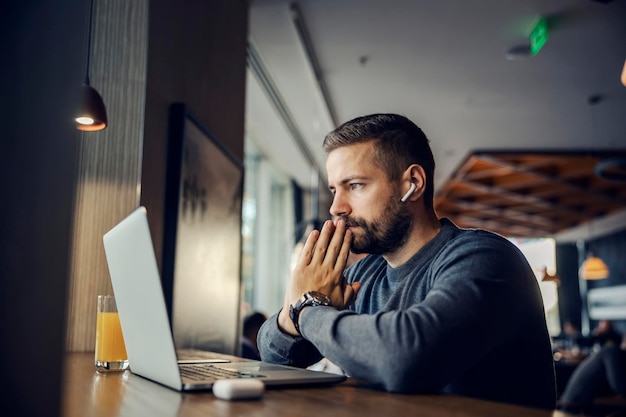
[278,219,361,336]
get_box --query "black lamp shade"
[76,84,108,131]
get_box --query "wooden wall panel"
[141,0,249,355]
[65,0,149,352]
[141,0,249,272]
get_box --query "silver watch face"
[305,291,331,305]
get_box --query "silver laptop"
[103,206,346,391]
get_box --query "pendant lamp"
[75,0,107,131]
[579,254,609,280]
[595,156,626,182]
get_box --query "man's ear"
[402,164,426,202]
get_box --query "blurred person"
[592,320,623,349]
[258,113,556,409]
[241,311,267,360]
[563,321,581,338]
[558,333,626,415]
[555,321,584,356]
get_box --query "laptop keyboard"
[180,365,265,382]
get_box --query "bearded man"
[257,113,556,410]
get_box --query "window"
[510,237,561,336]
[241,138,295,317]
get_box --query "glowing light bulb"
[76,117,95,125]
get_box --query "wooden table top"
[62,352,573,417]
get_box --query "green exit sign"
[529,17,548,55]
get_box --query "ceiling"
[245,0,626,240]
[435,151,626,238]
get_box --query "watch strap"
[289,291,331,334]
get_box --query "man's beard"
[342,196,412,255]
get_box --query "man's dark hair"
[323,113,435,208]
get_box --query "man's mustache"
[341,216,364,229]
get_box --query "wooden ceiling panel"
[435,151,626,238]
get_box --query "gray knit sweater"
[257,218,556,410]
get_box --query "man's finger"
[334,227,352,273]
[342,282,361,308]
[320,219,348,272]
[298,229,320,266]
[312,220,334,263]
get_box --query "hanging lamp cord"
[84,0,95,85]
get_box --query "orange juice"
[95,312,128,362]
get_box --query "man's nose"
[329,192,350,217]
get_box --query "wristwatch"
[289,291,332,334]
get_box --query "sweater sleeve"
[257,310,324,367]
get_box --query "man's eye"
[349,183,362,190]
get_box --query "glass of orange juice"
[95,295,129,372]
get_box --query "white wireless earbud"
[400,183,417,203]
